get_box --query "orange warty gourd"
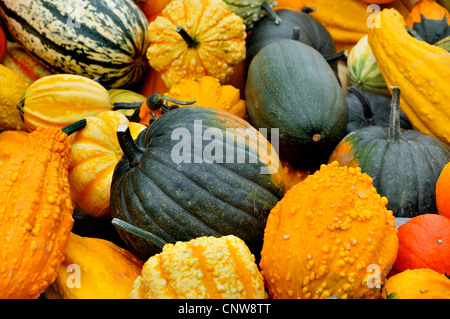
[0,120,85,298]
[146,0,247,89]
[68,111,146,218]
[382,268,450,299]
[436,162,450,218]
[46,232,143,299]
[260,161,399,299]
[130,234,267,299]
[0,130,30,165]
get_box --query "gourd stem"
[348,86,373,119]
[388,86,402,142]
[176,26,198,48]
[324,50,348,63]
[302,6,316,14]
[116,124,142,167]
[146,94,196,111]
[61,119,87,136]
[292,27,300,41]
[126,107,142,123]
[112,218,167,251]
[112,101,143,110]
[261,1,281,24]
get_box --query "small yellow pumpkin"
[146,0,247,88]
[68,111,146,218]
[45,232,144,299]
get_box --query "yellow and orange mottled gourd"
[68,111,146,218]
[0,130,29,165]
[0,64,28,131]
[368,8,450,146]
[382,268,450,299]
[45,232,143,299]
[146,0,247,89]
[138,76,246,125]
[260,161,399,299]
[130,235,267,299]
[0,121,84,298]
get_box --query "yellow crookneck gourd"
[368,8,450,146]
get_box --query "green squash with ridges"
[0,0,149,88]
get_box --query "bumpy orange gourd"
[68,111,146,218]
[368,8,450,147]
[138,76,246,125]
[260,161,399,299]
[382,268,450,299]
[46,232,143,299]
[0,130,30,165]
[130,235,267,299]
[436,162,450,218]
[406,0,450,27]
[0,124,80,298]
[146,0,247,89]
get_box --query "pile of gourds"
[0,0,449,299]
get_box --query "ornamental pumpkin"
[345,86,412,134]
[18,74,141,131]
[0,130,29,165]
[68,111,146,218]
[223,0,279,29]
[382,268,450,299]
[368,8,450,147]
[259,161,399,299]
[138,76,247,126]
[436,161,450,218]
[0,64,28,131]
[245,39,348,171]
[113,220,267,299]
[146,0,247,89]
[329,87,450,217]
[347,34,389,96]
[0,120,86,299]
[392,214,450,276]
[2,44,54,84]
[45,232,143,299]
[110,99,287,261]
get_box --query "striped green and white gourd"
[347,34,390,97]
[0,0,150,89]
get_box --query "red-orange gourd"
[436,162,450,218]
[260,161,399,299]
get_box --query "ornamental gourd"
[436,161,450,218]
[223,0,280,29]
[0,64,28,131]
[382,268,450,299]
[110,96,287,261]
[329,87,450,217]
[259,161,399,299]
[146,0,247,89]
[68,111,146,218]
[0,130,30,165]
[46,232,143,299]
[112,220,267,299]
[0,120,86,299]
[368,8,450,147]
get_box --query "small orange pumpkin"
[382,268,450,299]
[405,0,450,27]
[436,162,450,219]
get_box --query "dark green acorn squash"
[246,8,344,79]
[245,39,348,171]
[346,86,412,134]
[329,87,450,218]
[110,98,287,260]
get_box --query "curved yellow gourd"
[368,8,450,146]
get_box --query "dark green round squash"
[329,87,450,218]
[110,101,287,261]
[246,8,343,79]
[245,39,348,171]
[346,86,412,134]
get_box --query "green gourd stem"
[146,94,196,111]
[116,123,142,167]
[324,50,348,63]
[406,25,425,42]
[261,1,281,24]
[125,107,142,123]
[302,6,316,14]
[61,119,87,136]
[348,86,373,119]
[389,86,402,142]
[292,27,300,41]
[112,101,143,110]
[112,218,167,251]
[176,26,199,48]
